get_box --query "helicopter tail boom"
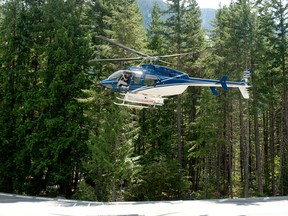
[185,69,252,99]
[212,69,252,98]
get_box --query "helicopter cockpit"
[107,70,143,89]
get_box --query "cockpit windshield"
[108,70,143,81]
[108,70,123,81]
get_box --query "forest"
[0,0,287,201]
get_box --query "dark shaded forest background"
[0,0,288,201]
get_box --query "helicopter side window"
[144,74,157,86]
[133,76,141,85]
[132,71,142,84]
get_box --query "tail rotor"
[239,69,252,99]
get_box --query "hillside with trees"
[0,0,287,201]
[137,0,216,30]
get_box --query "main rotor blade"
[96,35,149,58]
[89,57,143,63]
[158,52,196,58]
[158,59,172,65]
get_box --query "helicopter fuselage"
[99,64,251,100]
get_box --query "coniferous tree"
[147,2,165,54]
[164,0,205,171]
[82,0,148,201]
[207,0,259,197]
[272,0,288,195]
[0,0,30,193]
[254,0,288,196]
[227,0,257,198]
[38,0,91,197]
[127,1,192,200]
[0,0,90,197]
[104,0,147,56]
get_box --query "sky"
[196,0,232,8]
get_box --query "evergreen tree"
[36,0,90,197]
[254,0,288,196]
[207,0,259,197]
[271,0,288,195]
[164,0,205,175]
[82,0,148,201]
[147,2,166,54]
[104,0,147,57]
[0,0,91,197]
[0,0,30,193]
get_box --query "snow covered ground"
[1,192,288,216]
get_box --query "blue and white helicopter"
[93,36,252,108]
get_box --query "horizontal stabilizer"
[239,87,250,99]
[220,75,228,91]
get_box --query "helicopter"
[91,35,252,108]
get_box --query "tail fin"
[239,69,252,99]
[241,69,252,83]
[239,87,250,99]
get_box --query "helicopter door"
[117,71,132,89]
[129,71,143,90]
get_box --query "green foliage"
[128,157,190,200]
[0,0,90,197]
[136,0,168,28]
[104,0,148,56]
[71,181,97,201]
[147,2,166,54]
[164,0,205,57]
[1,0,288,201]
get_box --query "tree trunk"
[253,86,263,195]
[239,96,244,184]
[204,146,208,199]
[216,141,221,193]
[177,95,182,169]
[263,112,269,193]
[280,15,288,194]
[243,99,249,198]
[276,113,284,195]
[227,104,233,198]
[269,103,275,195]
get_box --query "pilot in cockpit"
[117,72,132,88]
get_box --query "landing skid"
[115,93,164,109]
[115,97,151,109]
[114,102,149,109]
